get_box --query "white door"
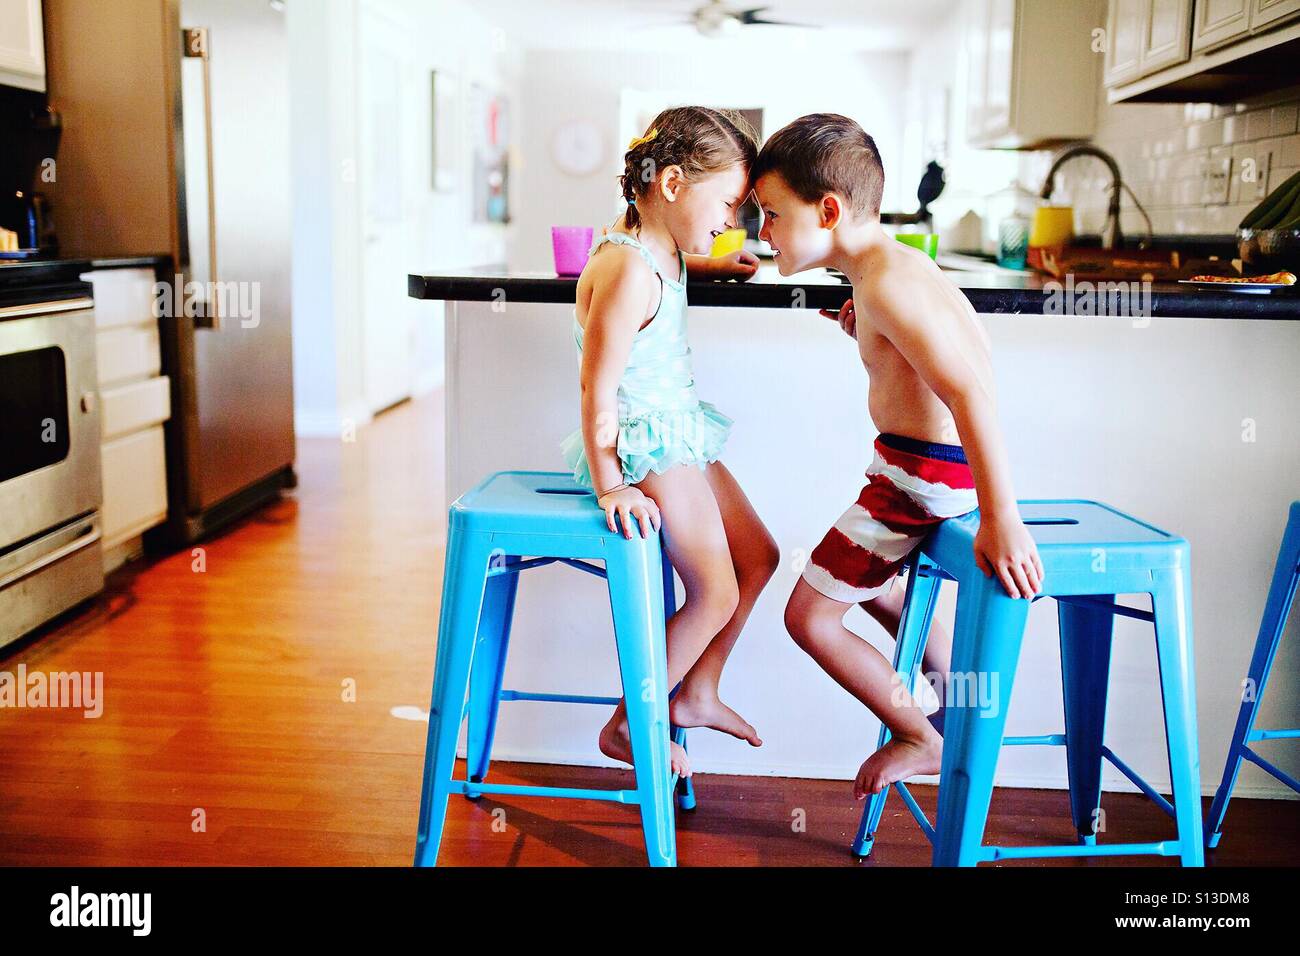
[359,5,416,415]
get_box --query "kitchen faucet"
[1039,143,1125,250]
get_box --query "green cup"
[894,233,940,258]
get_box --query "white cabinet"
[1251,0,1300,29]
[965,0,1101,149]
[1105,0,1148,85]
[85,267,171,569]
[0,0,45,92]
[1107,0,1193,80]
[1143,0,1193,71]
[1107,0,1300,99]
[1192,0,1252,51]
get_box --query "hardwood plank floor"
[0,393,1294,866]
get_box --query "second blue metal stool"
[853,500,1204,866]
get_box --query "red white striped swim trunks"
[802,433,978,604]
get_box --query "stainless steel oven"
[0,295,103,649]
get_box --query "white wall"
[288,0,518,436]
[446,299,1300,801]
[510,46,909,271]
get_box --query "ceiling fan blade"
[739,10,821,28]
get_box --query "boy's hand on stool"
[819,298,856,338]
[597,486,661,540]
[974,511,1044,599]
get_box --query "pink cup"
[552,226,595,276]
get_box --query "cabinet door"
[0,0,45,91]
[1141,0,1192,73]
[1105,0,1148,87]
[982,0,1017,141]
[1251,0,1300,29]
[1192,0,1251,50]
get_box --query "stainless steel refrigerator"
[45,0,296,543]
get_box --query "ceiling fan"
[680,2,820,38]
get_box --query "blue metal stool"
[1205,501,1300,849]
[852,500,1204,866]
[414,470,692,867]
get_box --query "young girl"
[559,107,780,778]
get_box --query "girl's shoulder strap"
[590,230,671,283]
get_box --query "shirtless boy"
[753,114,1043,799]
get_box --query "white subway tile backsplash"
[1280,133,1300,168]
[1272,105,1298,137]
[1021,86,1300,235]
[1246,109,1273,141]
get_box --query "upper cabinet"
[965,0,1102,149]
[1192,0,1251,51]
[1106,0,1300,101]
[1107,0,1193,84]
[0,0,45,92]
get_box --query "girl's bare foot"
[852,733,943,799]
[599,715,692,777]
[670,692,762,747]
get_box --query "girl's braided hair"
[620,106,758,230]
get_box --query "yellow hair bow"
[627,128,659,150]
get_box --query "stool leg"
[607,538,676,867]
[1058,594,1115,845]
[673,725,696,811]
[1206,506,1300,848]
[1151,565,1205,867]
[661,547,697,813]
[466,562,520,796]
[414,530,494,867]
[853,561,943,857]
[932,577,1029,867]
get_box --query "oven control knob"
[80,392,96,414]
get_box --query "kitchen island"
[410,266,1300,799]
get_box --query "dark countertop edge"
[408,274,1300,321]
[0,253,172,272]
[0,255,173,310]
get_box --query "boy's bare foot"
[599,716,692,777]
[670,693,763,747]
[853,733,943,800]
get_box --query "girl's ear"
[819,193,843,231]
[659,164,685,202]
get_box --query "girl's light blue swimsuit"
[560,231,732,488]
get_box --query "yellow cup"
[709,228,747,258]
[1029,205,1075,247]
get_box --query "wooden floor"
[0,393,1294,866]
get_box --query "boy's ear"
[819,193,844,231]
[659,164,685,202]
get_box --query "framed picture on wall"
[469,81,510,223]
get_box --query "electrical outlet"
[1203,153,1232,205]
[1245,149,1273,200]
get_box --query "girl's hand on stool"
[597,485,661,540]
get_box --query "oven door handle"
[0,526,102,591]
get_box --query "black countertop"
[408,267,1300,321]
[0,254,172,308]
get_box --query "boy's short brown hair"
[754,113,884,218]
